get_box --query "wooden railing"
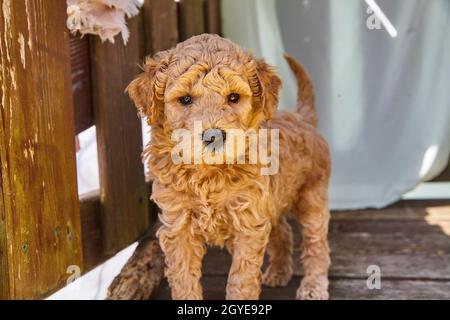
[0,0,220,299]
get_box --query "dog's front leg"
[226,223,271,300]
[158,225,206,300]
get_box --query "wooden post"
[205,0,222,35]
[178,0,207,41]
[143,0,179,54]
[70,35,94,134]
[90,15,150,254]
[0,0,83,299]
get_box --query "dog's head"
[127,34,281,133]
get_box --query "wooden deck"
[152,200,450,300]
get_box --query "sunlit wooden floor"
[152,200,450,300]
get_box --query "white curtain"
[222,0,450,209]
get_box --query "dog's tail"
[284,54,318,127]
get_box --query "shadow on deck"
[152,200,450,300]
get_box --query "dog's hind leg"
[293,180,331,300]
[262,216,294,287]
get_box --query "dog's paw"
[296,275,329,300]
[262,265,293,288]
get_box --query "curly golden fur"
[127,34,331,300]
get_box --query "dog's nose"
[202,128,227,146]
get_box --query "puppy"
[127,34,331,300]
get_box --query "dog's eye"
[228,93,240,104]
[179,96,193,106]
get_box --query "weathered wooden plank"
[78,182,157,271]
[147,197,450,299]
[321,254,450,280]
[202,248,450,280]
[329,219,450,235]
[152,199,450,299]
[328,233,450,256]
[79,191,105,271]
[70,35,94,134]
[328,218,450,256]
[153,276,450,300]
[332,201,450,221]
[307,207,450,256]
[178,0,206,41]
[328,278,450,300]
[0,0,83,299]
[143,0,179,54]
[90,14,150,254]
[205,0,221,35]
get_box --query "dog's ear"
[127,52,170,124]
[254,59,282,120]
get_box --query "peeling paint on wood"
[9,66,17,90]
[0,0,83,299]
[2,0,11,39]
[24,0,32,51]
[18,33,26,68]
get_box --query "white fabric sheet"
[222,0,450,209]
[76,0,450,210]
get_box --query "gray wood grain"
[152,201,450,300]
